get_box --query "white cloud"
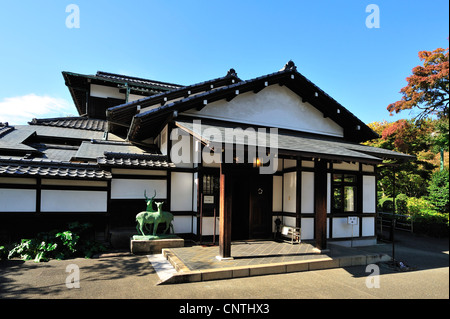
[0,94,76,125]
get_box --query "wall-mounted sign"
[204,195,214,204]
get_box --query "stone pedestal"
[130,235,184,254]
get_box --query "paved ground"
[0,232,448,304]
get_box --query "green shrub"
[407,197,435,215]
[0,245,8,260]
[395,194,409,214]
[379,197,394,212]
[427,169,449,214]
[7,222,106,262]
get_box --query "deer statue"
[144,189,157,212]
[135,191,174,236]
[153,202,174,236]
[136,190,157,236]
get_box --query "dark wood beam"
[218,163,232,259]
[314,159,328,250]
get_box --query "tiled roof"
[95,71,182,90]
[74,140,148,160]
[125,61,379,143]
[98,152,175,168]
[29,117,107,131]
[106,69,240,130]
[175,119,414,163]
[0,122,14,137]
[0,158,112,180]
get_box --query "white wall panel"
[200,216,220,236]
[332,217,359,238]
[283,172,296,213]
[0,189,36,212]
[90,84,124,99]
[273,175,283,211]
[41,190,107,212]
[171,172,193,211]
[111,179,167,199]
[301,171,314,213]
[300,218,314,240]
[363,175,376,213]
[362,217,375,236]
[184,85,344,137]
[173,216,193,234]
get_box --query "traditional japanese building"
[0,62,412,256]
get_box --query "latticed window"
[332,174,357,213]
[202,174,219,195]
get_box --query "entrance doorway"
[230,169,272,240]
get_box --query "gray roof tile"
[0,159,112,180]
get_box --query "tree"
[387,47,449,121]
[365,119,436,198]
[427,169,449,214]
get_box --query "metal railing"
[377,211,414,234]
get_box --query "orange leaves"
[387,46,449,120]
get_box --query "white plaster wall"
[90,84,125,100]
[0,189,36,212]
[363,175,376,213]
[173,216,193,234]
[170,127,193,168]
[283,216,296,228]
[283,172,296,213]
[333,162,359,171]
[332,217,360,238]
[111,179,167,199]
[300,218,314,240]
[327,173,331,214]
[183,85,344,137]
[301,171,314,214]
[200,216,220,236]
[362,217,375,236]
[272,175,283,212]
[193,173,198,212]
[362,164,375,172]
[41,190,107,212]
[284,159,296,169]
[170,172,193,211]
[128,94,146,102]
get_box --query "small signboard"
[347,216,358,225]
[203,195,214,204]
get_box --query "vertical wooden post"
[218,163,232,259]
[296,159,302,229]
[314,159,328,250]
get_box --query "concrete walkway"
[158,240,391,284]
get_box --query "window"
[333,174,357,213]
[202,174,219,195]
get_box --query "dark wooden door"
[231,170,272,240]
[249,174,272,239]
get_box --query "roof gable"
[122,61,378,143]
[183,84,344,138]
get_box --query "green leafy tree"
[427,169,449,214]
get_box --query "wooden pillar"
[314,159,328,250]
[218,163,232,259]
[295,159,302,229]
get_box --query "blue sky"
[0,0,448,125]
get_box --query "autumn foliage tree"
[387,47,449,121]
